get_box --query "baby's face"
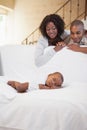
[45,72,63,89]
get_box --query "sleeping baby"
[7,72,64,93]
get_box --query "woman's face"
[46,22,58,39]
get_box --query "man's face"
[70,25,84,43]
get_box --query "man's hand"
[67,44,80,52]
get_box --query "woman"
[35,14,68,67]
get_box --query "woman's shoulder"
[37,36,48,46]
[38,36,48,41]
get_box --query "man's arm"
[67,44,87,54]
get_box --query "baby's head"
[45,72,64,89]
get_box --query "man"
[67,20,87,53]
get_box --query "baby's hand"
[50,85,62,89]
[39,84,50,89]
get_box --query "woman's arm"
[35,37,56,67]
[35,36,66,67]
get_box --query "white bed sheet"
[39,46,87,83]
[0,82,87,130]
[0,45,87,130]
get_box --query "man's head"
[70,20,85,43]
[45,72,64,89]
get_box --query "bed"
[0,45,87,130]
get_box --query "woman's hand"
[57,41,66,47]
[54,41,66,52]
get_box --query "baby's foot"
[7,81,29,92]
[7,81,20,88]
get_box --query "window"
[0,14,7,45]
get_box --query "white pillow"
[0,44,37,80]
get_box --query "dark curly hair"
[39,14,65,45]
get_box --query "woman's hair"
[39,14,65,45]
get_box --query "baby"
[7,72,64,93]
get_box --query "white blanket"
[37,46,87,83]
[0,45,87,130]
[0,82,87,130]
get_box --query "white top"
[35,31,68,67]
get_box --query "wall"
[0,0,15,45]
[82,17,87,28]
[0,0,15,9]
[0,0,87,45]
[14,0,67,44]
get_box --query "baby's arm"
[39,84,50,89]
[7,81,29,93]
[39,84,62,89]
